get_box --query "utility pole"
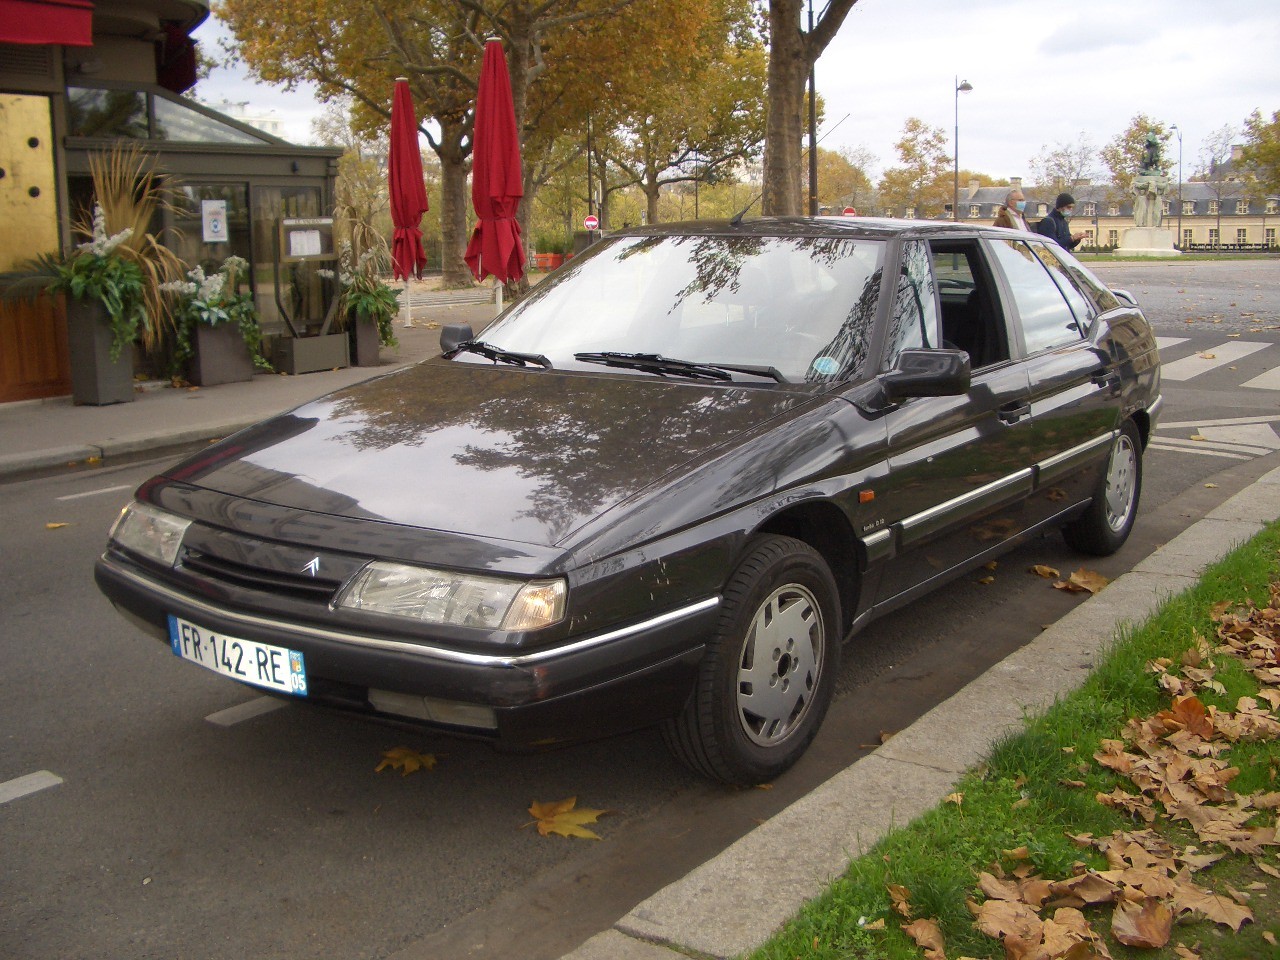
[807,0,818,216]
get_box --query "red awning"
[0,0,94,47]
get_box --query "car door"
[873,239,1034,605]
[984,237,1122,529]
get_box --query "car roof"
[617,215,1027,242]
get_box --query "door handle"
[998,402,1031,424]
[1091,367,1120,389]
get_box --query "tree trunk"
[762,0,807,217]
[645,173,661,224]
[436,116,471,288]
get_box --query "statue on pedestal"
[1131,133,1169,228]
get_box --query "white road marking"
[1197,423,1280,450]
[1241,365,1280,391]
[1148,442,1250,461]
[1158,413,1280,430]
[1150,436,1272,457]
[205,697,287,727]
[55,483,133,502]
[0,770,63,805]
[1154,336,1189,352]
[1159,341,1270,381]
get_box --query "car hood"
[167,360,818,547]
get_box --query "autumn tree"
[312,99,391,241]
[804,146,875,211]
[877,118,950,217]
[604,19,767,226]
[760,0,863,216]
[220,0,709,285]
[1192,123,1245,243]
[1100,114,1172,195]
[1241,109,1280,196]
[1029,134,1099,192]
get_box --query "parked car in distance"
[95,217,1161,785]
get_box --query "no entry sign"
[842,206,858,216]
[584,214,599,231]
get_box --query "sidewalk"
[0,303,494,480]
[561,466,1280,960]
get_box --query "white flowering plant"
[324,240,399,348]
[164,256,270,373]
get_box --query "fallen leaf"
[945,792,964,806]
[1054,569,1110,594]
[1200,353,1217,360]
[1191,434,1207,441]
[887,882,914,918]
[375,747,440,776]
[974,898,1042,940]
[45,522,71,530]
[1172,879,1253,931]
[527,797,610,840]
[1173,945,1202,959]
[1204,483,1218,489]
[862,917,885,930]
[900,918,946,959]
[976,575,995,585]
[1264,931,1277,946]
[1112,896,1172,948]
[1030,564,1061,579]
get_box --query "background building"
[0,0,340,402]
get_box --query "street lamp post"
[1170,124,1184,248]
[953,76,972,221]
[808,0,818,216]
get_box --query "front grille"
[181,548,344,602]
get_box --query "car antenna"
[729,112,853,227]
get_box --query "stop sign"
[584,214,600,231]
[842,206,858,217]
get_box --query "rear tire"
[663,535,841,785]
[1063,420,1143,556]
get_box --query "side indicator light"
[859,490,876,503]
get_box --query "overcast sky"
[194,0,1280,183]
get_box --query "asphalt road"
[4,259,1280,960]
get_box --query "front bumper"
[95,553,718,747]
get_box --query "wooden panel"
[0,293,71,403]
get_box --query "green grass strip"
[750,522,1280,960]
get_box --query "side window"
[1028,241,1095,330]
[1052,248,1122,314]
[987,239,1084,355]
[882,240,939,369]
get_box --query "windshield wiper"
[573,352,787,383]
[453,340,551,369]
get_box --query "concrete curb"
[563,464,1280,960]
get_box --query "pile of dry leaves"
[888,581,1280,959]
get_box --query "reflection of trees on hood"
[805,268,880,383]
[327,364,796,544]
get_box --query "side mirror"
[1111,288,1138,307]
[881,348,970,402]
[440,323,474,354]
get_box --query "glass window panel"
[167,183,253,276]
[883,240,939,369]
[480,234,887,383]
[152,97,267,144]
[66,87,147,138]
[987,239,1081,355]
[252,186,325,335]
[1028,241,1096,328]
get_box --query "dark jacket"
[1035,209,1080,250]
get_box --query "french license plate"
[168,615,307,696]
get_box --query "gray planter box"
[66,297,135,405]
[190,322,255,386]
[274,333,350,375]
[349,317,381,367]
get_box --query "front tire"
[663,535,841,785]
[1063,419,1143,556]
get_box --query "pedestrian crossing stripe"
[1159,341,1270,382]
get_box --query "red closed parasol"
[464,38,526,285]
[388,77,429,282]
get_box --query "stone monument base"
[1118,226,1181,258]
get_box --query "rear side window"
[987,239,1083,354]
[1029,241,1096,328]
[1050,247,1122,314]
[882,240,939,369]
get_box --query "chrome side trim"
[104,560,719,668]
[897,468,1034,545]
[1147,394,1164,427]
[859,528,894,565]
[1035,431,1117,484]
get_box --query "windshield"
[475,233,886,383]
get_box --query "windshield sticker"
[811,356,840,376]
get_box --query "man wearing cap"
[1035,193,1087,250]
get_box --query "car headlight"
[109,501,191,567]
[337,561,566,631]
